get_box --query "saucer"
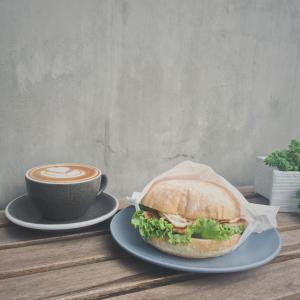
[5,192,119,231]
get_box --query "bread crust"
[147,234,240,258]
[142,179,240,220]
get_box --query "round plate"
[5,192,119,231]
[111,206,282,273]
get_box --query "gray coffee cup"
[25,164,107,221]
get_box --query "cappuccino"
[26,163,100,183]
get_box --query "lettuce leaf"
[131,210,245,245]
[131,210,173,240]
[189,218,245,240]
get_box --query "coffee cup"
[25,163,107,221]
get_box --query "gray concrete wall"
[0,0,300,208]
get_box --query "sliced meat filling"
[173,227,188,234]
[143,210,158,219]
[143,210,245,235]
[159,212,193,228]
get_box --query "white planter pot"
[254,156,300,212]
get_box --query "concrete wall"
[0,0,300,208]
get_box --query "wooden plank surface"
[0,188,299,300]
[0,225,299,300]
[0,258,160,300]
[0,217,299,280]
[0,234,126,279]
[0,221,110,250]
[108,259,300,300]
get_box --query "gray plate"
[5,193,118,231]
[110,206,282,273]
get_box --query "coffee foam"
[27,164,100,183]
[41,167,84,179]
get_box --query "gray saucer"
[111,206,282,273]
[5,193,119,231]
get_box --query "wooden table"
[0,187,300,300]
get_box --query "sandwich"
[131,179,246,258]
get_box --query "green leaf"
[189,218,245,240]
[264,139,300,171]
[131,210,246,245]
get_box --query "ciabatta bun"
[147,234,240,258]
[142,179,241,220]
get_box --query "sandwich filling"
[131,206,246,245]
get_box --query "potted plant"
[254,139,300,212]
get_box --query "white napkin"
[127,160,279,250]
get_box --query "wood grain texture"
[237,186,258,198]
[0,187,299,300]
[0,211,9,227]
[0,220,110,250]
[0,234,126,279]
[277,213,300,231]
[108,259,300,300]
[0,258,160,300]
[0,223,299,280]
[0,224,299,299]
[2,255,299,300]
[277,293,300,300]
[0,195,300,278]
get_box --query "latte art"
[27,164,100,183]
[40,167,85,179]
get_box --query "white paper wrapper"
[127,161,280,250]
